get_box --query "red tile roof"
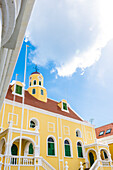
[5,85,83,121]
[95,123,113,139]
[31,72,40,75]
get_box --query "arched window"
[76,129,81,137]
[32,89,36,94]
[39,81,41,86]
[47,137,55,156]
[30,118,39,129]
[33,80,36,85]
[29,143,34,154]
[77,142,83,158]
[64,140,71,157]
[41,89,44,95]
[30,120,35,128]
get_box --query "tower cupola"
[27,71,47,102]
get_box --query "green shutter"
[78,147,83,158]
[29,143,34,154]
[65,145,71,157]
[48,143,55,156]
[63,103,67,110]
[16,85,22,95]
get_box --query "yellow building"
[0,71,113,170]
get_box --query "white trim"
[46,135,57,157]
[11,136,36,147]
[48,122,55,133]
[12,91,24,98]
[29,85,45,89]
[64,138,73,158]
[64,126,70,136]
[4,99,94,128]
[8,112,18,125]
[97,135,113,144]
[84,143,108,148]
[76,128,82,138]
[87,131,92,140]
[61,102,69,113]
[99,148,109,157]
[77,140,84,158]
[69,106,84,121]
[26,109,29,129]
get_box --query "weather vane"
[34,64,39,72]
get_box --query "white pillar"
[0,6,2,47]
[80,162,83,170]
[65,161,69,170]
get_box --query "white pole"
[18,45,28,170]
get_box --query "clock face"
[38,76,42,81]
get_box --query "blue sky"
[12,0,113,127]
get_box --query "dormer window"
[39,81,41,86]
[16,85,22,95]
[33,80,36,85]
[63,102,67,111]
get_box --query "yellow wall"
[109,143,113,160]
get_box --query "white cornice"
[4,99,94,128]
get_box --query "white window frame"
[29,118,39,129]
[8,113,18,125]
[64,138,73,158]
[77,140,84,158]
[46,135,57,157]
[76,129,82,138]
[61,102,69,112]
[64,126,70,135]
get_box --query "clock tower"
[27,71,47,102]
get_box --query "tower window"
[41,89,44,95]
[16,85,22,95]
[32,89,36,94]
[39,81,41,86]
[63,102,67,110]
[33,80,36,85]
[30,82,31,86]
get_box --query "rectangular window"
[106,129,111,134]
[65,145,71,157]
[16,85,22,95]
[48,143,55,156]
[63,102,67,110]
[99,131,104,136]
[78,147,83,158]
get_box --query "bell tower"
[27,71,47,102]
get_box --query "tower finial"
[34,64,39,72]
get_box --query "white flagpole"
[18,44,29,170]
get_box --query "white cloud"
[27,0,113,77]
